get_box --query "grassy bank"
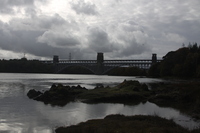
[77,80,150,104]
[148,81,200,119]
[55,114,200,133]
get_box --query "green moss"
[77,80,149,104]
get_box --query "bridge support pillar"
[152,53,157,64]
[95,53,104,75]
[53,55,59,64]
[53,55,59,73]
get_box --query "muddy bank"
[55,114,200,133]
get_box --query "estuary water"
[0,73,199,133]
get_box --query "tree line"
[0,58,54,73]
[149,43,200,78]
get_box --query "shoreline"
[55,114,200,133]
[27,79,200,132]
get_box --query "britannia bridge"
[43,53,161,75]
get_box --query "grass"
[148,81,200,119]
[55,114,197,133]
[77,80,150,104]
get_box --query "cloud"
[87,27,115,52]
[0,0,200,60]
[38,30,80,48]
[86,20,151,58]
[0,0,35,14]
[70,0,98,15]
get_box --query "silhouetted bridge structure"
[43,53,161,75]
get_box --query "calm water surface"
[0,73,199,133]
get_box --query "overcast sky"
[0,0,199,60]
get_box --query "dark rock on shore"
[27,84,88,106]
[27,89,42,99]
[27,80,150,106]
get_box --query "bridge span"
[43,53,161,75]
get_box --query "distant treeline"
[0,58,54,73]
[149,43,200,78]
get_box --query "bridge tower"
[152,53,157,64]
[53,55,59,64]
[96,53,104,75]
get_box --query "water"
[0,73,199,133]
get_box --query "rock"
[27,89,42,99]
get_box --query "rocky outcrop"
[27,80,151,106]
[27,89,42,99]
[27,84,88,106]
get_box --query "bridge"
[43,53,161,75]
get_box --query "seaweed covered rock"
[27,84,88,106]
[27,89,42,99]
[28,80,151,106]
[118,80,149,91]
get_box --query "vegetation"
[27,84,88,106]
[27,80,150,106]
[55,114,199,133]
[0,58,53,73]
[149,81,200,119]
[107,66,147,76]
[78,80,149,104]
[149,43,200,78]
[27,80,200,132]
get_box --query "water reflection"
[38,101,199,130]
[0,73,199,133]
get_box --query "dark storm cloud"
[35,14,66,29]
[120,43,149,57]
[0,25,82,59]
[70,0,98,15]
[0,17,82,59]
[87,27,116,52]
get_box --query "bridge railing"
[104,60,152,63]
[41,59,162,64]
[58,60,97,63]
